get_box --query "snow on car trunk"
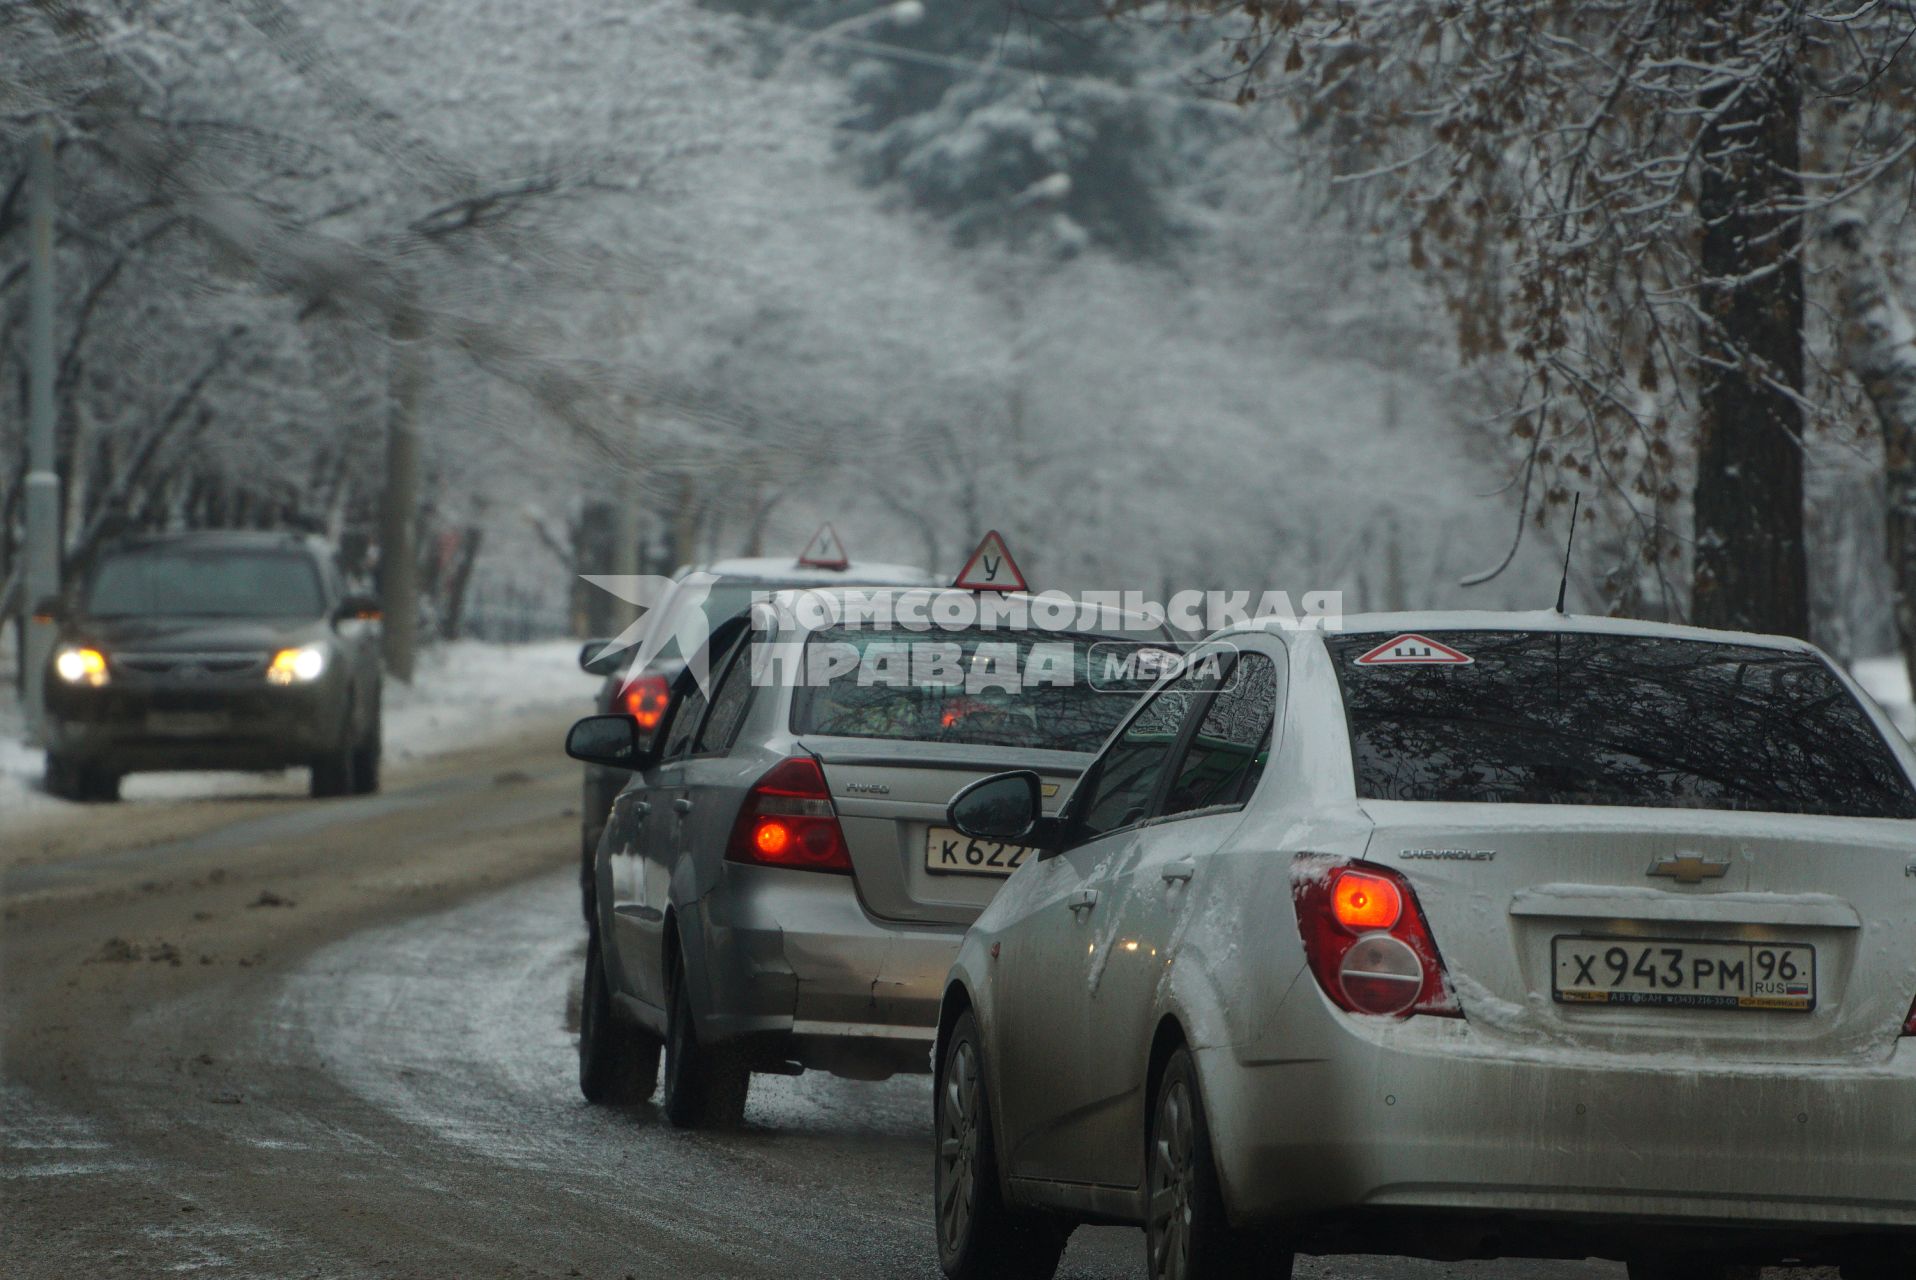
[1362,801,1916,1062]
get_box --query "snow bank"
[0,638,594,813]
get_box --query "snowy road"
[2,717,1628,1278]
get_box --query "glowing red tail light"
[621,673,671,731]
[1293,856,1459,1019]
[726,756,853,874]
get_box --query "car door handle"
[1067,888,1100,914]
[672,797,694,815]
[1161,860,1196,884]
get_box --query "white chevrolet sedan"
[932,612,1916,1280]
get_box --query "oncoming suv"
[37,531,384,801]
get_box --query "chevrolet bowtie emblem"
[1647,853,1732,885]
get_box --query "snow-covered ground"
[0,639,594,814]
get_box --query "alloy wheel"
[1148,1077,1197,1280]
[937,1037,981,1253]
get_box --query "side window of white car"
[660,680,709,763]
[695,640,755,755]
[1159,653,1281,819]
[1067,661,1223,843]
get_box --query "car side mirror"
[565,713,660,773]
[30,596,63,625]
[578,639,625,677]
[335,594,382,623]
[949,770,1048,843]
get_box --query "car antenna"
[1554,492,1581,615]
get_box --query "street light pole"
[22,121,59,746]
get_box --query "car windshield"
[85,549,326,619]
[790,624,1163,752]
[1328,630,1916,818]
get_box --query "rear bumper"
[1198,1017,1916,1253]
[45,683,347,772]
[687,862,963,1075]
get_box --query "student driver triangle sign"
[1353,633,1473,666]
[796,522,849,570]
[953,530,1028,593]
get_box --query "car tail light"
[1903,994,1916,1037]
[726,756,853,874]
[621,673,670,731]
[1293,856,1459,1018]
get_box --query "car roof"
[760,585,1173,638]
[694,556,939,586]
[98,529,330,557]
[1226,609,1821,655]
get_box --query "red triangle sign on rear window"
[952,530,1028,593]
[796,522,849,570]
[1353,633,1473,666]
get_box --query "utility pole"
[379,303,423,682]
[22,122,59,746]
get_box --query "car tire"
[934,1009,1070,1280]
[1626,1262,1759,1280]
[580,824,601,924]
[80,765,122,803]
[1147,1048,1289,1280]
[310,737,353,798]
[660,953,749,1129]
[350,726,381,796]
[44,754,79,801]
[579,930,661,1105]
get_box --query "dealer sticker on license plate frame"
[1552,935,1816,1012]
[924,827,1032,878]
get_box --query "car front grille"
[114,651,269,679]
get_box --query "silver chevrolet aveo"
[934,612,1916,1280]
[564,587,1175,1127]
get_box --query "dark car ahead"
[37,531,384,802]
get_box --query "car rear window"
[85,549,326,619]
[790,624,1162,752]
[1328,630,1916,817]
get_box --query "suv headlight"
[267,645,328,685]
[54,646,109,687]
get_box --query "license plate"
[924,827,1032,878]
[1553,935,1816,1012]
[145,711,232,736]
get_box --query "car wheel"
[310,737,353,798]
[80,765,122,803]
[934,1009,1070,1280]
[580,824,602,924]
[660,953,749,1129]
[1147,1048,1288,1280]
[579,930,660,1105]
[56,757,120,803]
[350,729,381,795]
[44,754,79,801]
[1627,1264,1760,1280]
